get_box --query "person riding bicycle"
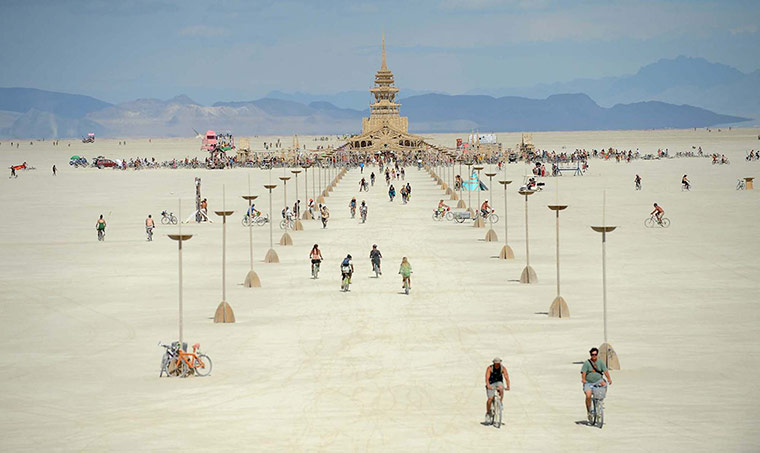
[96,214,107,240]
[349,198,357,218]
[341,254,354,285]
[581,347,612,423]
[650,203,664,223]
[359,178,367,191]
[388,184,396,201]
[484,357,510,424]
[681,174,691,190]
[359,200,368,220]
[398,256,412,290]
[145,214,155,241]
[480,200,493,218]
[310,244,323,277]
[437,199,450,218]
[247,203,261,219]
[405,182,411,200]
[308,198,315,217]
[635,174,642,190]
[369,244,382,275]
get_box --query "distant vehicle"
[82,133,95,144]
[93,157,118,169]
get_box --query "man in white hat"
[485,357,510,424]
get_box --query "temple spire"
[381,31,387,70]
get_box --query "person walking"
[52,165,57,176]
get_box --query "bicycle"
[280,217,294,230]
[360,208,367,223]
[161,210,178,225]
[432,208,449,221]
[589,383,607,428]
[159,342,212,378]
[489,386,503,428]
[242,213,268,227]
[737,179,746,190]
[403,277,411,295]
[475,211,499,224]
[350,206,356,219]
[644,215,670,228]
[97,228,105,241]
[372,259,381,278]
[681,183,691,191]
[341,273,351,292]
[311,260,321,279]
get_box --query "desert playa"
[0,128,759,450]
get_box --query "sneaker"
[587,411,593,423]
[484,413,492,424]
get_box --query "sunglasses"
[590,353,598,356]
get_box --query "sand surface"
[1,129,759,450]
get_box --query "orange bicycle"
[159,342,213,377]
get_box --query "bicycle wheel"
[170,216,178,225]
[280,219,287,229]
[455,216,464,224]
[178,359,191,377]
[241,217,249,227]
[495,398,503,428]
[161,216,170,225]
[404,281,410,295]
[644,218,654,228]
[489,214,499,224]
[374,263,379,278]
[594,399,604,428]
[445,212,454,221]
[255,216,267,226]
[194,354,212,376]
[432,212,438,221]
[660,218,670,228]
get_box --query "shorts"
[486,382,504,398]
[584,380,606,393]
[311,259,321,265]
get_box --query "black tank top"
[489,365,503,384]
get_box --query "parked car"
[93,157,118,169]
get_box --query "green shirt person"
[581,347,612,421]
[398,257,412,289]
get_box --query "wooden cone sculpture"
[265,248,279,263]
[302,210,313,220]
[473,216,485,228]
[294,219,304,231]
[485,228,498,242]
[280,231,293,245]
[549,296,569,318]
[499,245,515,259]
[599,343,620,370]
[457,199,466,208]
[214,301,235,323]
[244,270,261,288]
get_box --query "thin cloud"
[178,25,230,38]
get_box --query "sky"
[1,0,758,105]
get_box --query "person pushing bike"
[485,357,510,424]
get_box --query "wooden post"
[548,205,569,317]
[519,189,537,283]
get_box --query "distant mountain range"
[471,56,760,120]
[0,56,754,138]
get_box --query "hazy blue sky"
[1,0,758,104]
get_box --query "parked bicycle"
[644,215,670,228]
[736,179,746,190]
[159,341,212,378]
[161,210,178,225]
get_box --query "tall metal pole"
[602,230,608,342]
[519,189,536,283]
